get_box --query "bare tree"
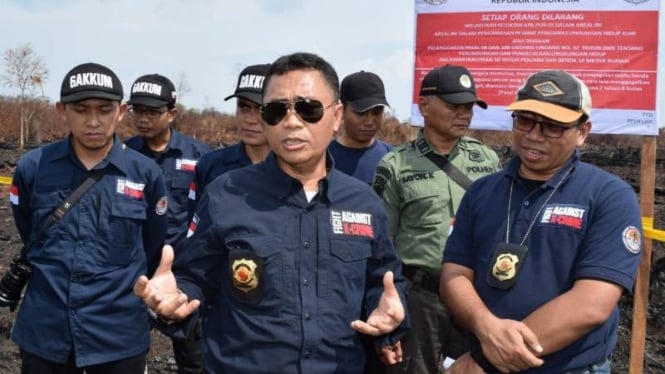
[175,71,192,105]
[2,43,48,149]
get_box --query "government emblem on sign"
[624,0,650,5]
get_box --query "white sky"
[0,0,415,119]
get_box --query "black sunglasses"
[260,99,336,126]
[512,113,581,139]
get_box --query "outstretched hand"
[133,245,200,321]
[351,271,405,336]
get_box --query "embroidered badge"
[622,226,641,254]
[459,74,472,89]
[492,253,519,281]
[330,210,374,238]
[540,204,586,230]
[468,150,485,162]
[373,166,391,196]
[116,179,145,199]
[232,258,259,293]
[533,81,564,97]
[155,196,168,215]
[176,158,197,172]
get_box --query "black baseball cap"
[128,74,177,108]
[419,64,487,109]
[224,64,270,104]
[60,62,123,104]
[506,70,591,123]
[340,71,390,112]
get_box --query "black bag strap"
[20,168,105,258]
[413,139,473,190]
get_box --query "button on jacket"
[175,153,409,373]
[126,128,210,248]
[10,136,167,367]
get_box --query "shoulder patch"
[373,166,392,196]
[468,150,485,162]
[622,226,641,254]
[155,196,168,215]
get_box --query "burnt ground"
[0,144,664,373]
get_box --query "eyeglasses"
[512,113,581,139]
[260,99,336,126]
[128,107,168,119]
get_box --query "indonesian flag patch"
[330,210,374,238]
[176,158,197,172]
[9,184,19,205]
[116,178,145,199]
[187,214,199,238]
[188,181,196,201]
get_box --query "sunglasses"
[512,113,581,139]
[260,99,336,126]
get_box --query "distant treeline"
[0,95,663,150]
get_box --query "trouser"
[564,358,611,374]
[20,349,147,374]
[386,268,465,374]
[172,317,204,374]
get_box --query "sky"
[0,0,415,119]
[0,0,663,126]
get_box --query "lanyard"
[504,167,573,245]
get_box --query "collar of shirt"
[222,142,252,166]
[414,130,463,159]
[505,149,580,189]
[260,152,337,204]
[54,134,130,174]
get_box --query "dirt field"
[0,144,664,373]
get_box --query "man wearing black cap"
[328,71,393,185]
[8,63,168,373]
[373,64,501,374]
[188,63,271,216]
[441,70,642,373]
[124,73,209,373]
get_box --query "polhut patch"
[622,226,641,254]
[331,210,374,238]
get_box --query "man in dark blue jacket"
[10,62,167,374]
[135,52,409,373]
[125,73,209,373]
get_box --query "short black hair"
[263,52,339,102]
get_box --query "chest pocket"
[401,180,447,226]
[324,238,372,307]
[169,171,193,190]
[224,235,284,312]
[30,192,66,237]
[100,198,147,265]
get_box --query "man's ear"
[576,121,592,147]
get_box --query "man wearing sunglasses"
[135,52,409,373]
[188,64,271,218]
[328,71,393,186]
[125,73,210,373]
[373,64,501,374]
[441,70,642,373]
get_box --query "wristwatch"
[147,308,175,326]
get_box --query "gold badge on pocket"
[232,258,259,293]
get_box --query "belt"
[402,264,440,294]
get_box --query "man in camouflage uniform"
[373,64,501,374]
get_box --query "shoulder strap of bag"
[423,149,473,190]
